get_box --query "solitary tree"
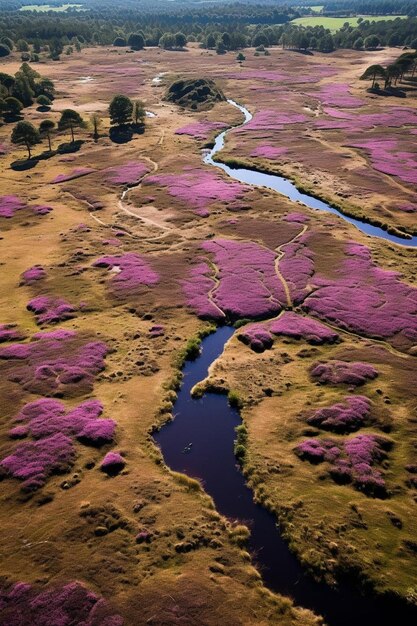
[90,112,102,141]
[113,37,126,47]
[11,120,40,159]
[174,32,187,48]
[236,52,245,62]
[360,64,386,88]
[128,33,144,51]
[39,119,55,151]
[109,94,133,126]
[133,100,146,125]
[364,35,380,50]
[58,109,84,142]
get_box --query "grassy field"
[20,3,83,11]
[292,14,406,30]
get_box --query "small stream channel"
[155,99,417,624]
[154,328,417,626]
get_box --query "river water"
[154,101,417,625]
[204,100,417,248]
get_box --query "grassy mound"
[165,78,225,110]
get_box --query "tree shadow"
[57,140,84,154]
[109,125,133,144]
[36,105,51,113]
[11,158,39,171]
[3,113,24,124]
[367,86,407,98]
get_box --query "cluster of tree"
[360,49,417,89]
[0,63,55,121]
[9,93,146,160]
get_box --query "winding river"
[154,101,417,625]
[204,99,417,248]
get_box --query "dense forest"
[0,0,417,57]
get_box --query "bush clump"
[165,78,225,111]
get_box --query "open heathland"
[0,37,417,626]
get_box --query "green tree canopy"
[39,119,55,151]
[58,109,85,142]
[128,33,145,50]
[109,94,133,126]
[11,120,40,159]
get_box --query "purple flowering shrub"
[105,161,150,185]
[93,253,159,298]
[310,360,378,386]
[0,329,108,396]
[51,168,95,184]
[0,324,24,343]
[283,212,310,224]
[20,265,47,285]
[295,433,392,497]
[0,581,124,625]
[0,195,52,219]
[144,167,249,216]
[100,451,126,476]
[238,324,273,352]
[10,398,116,446]
[175,121,227,140]
[0,433,75,491]
[239,312,338,351]
[306,395,372,433]
[27,295,78,325]
[303,242,417,349]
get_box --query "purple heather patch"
[239,312,338,351]
[145,168,248,216]
[0,330,108,396]
[348,138,417,185]
[27,295,77,325]
[296,433,391,496]
[315,83,364,109]
[303,242,417,347]
[310,360,378,386]
[175,121,227,140]
[250,145,288,159]
[0,195,52,219]
[93,253,159,297]
[269,312,338,343]
[51,168,95,184]
[236,109,308,133]
[0,433,75,491]
[20,265,47,285]
[0,324,24,343]
[283,212,310,224]
[316,106,417,131]
[0,581,124,625]
[201,238,287,319]
[181,261,225,320]
[105,161,150,185]
[11,398,116,446]
[279,237,315,305]
[100,451,126,476]
[306,395,372,433]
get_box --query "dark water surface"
[203,100,417,248]
[154,328,417,626]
